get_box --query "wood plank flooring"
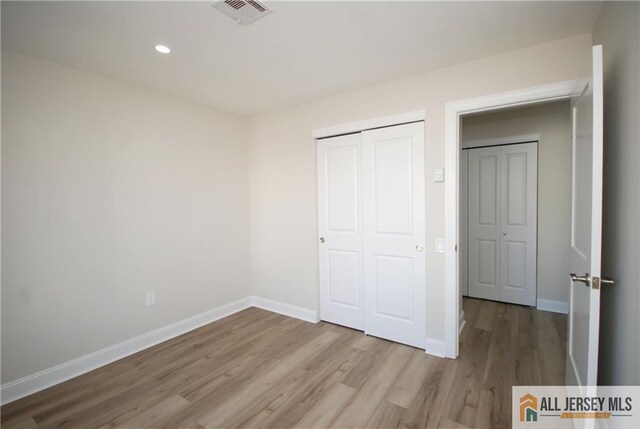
[1,298,567,429]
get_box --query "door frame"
[443,80,581,358]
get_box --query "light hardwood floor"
[1,298,566,429]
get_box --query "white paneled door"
[317,122,426,349]
[468,147,502,302]
[362,123,426,348]
[566,45,605,394]
[467,142,537,306]
[318,133,364,330]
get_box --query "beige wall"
[1,50,251,383]
[248,34,592,341]
[461,101,572,306]
[593,1,640,385]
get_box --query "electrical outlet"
[146,292,156,307]
[434,168,445,182]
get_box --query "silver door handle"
[416,244,424,252]
[570,273,591,286]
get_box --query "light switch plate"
[435,238,445,253]
[434,168,444,182]
[146,292,156,307]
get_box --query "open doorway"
[460,101,571,310]
[422,48,608,429]
[443,80,581,360]
[456,100,572,383]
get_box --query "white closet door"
[362,122,426,348]
[500,143,537,306]
[468,143,537,305]
[460,150,469,296]
[468,146,502,302]
[317,134,364,330]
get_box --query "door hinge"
[592,276,600,290]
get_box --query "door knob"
[416,244,424,252]
[570,272,591,286]
[319,237,325,244]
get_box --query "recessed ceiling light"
[154,45,171,54]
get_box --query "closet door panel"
[362,122,426,349]
[500,143,537,306]
[373,255,413,320]
[468,147,502,301]
[467,142,537,306]
[318,134,364,330]
[327,250,360,308]
[460,150,469,296]
[372,138,413,235]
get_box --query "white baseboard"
[459,310,466,335]
[425,311,464,359]
[536,299,569,314]
[1,295,319,405]
[251,296,319,323]
[425,338,447,358]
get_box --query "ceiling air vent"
[212,0,272,26]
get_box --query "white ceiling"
[1,1,602,115]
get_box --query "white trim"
[425,338,447,358]
[459,319,466,335]
[0,295,319,405]
[459,310,466,334]
[446,80,579,116]
[444,79,580,359]
[462,133,541,149]
[311,110,426,139]
[0,297,253,405]
[536,299,569,314]
[251,296,319,323]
